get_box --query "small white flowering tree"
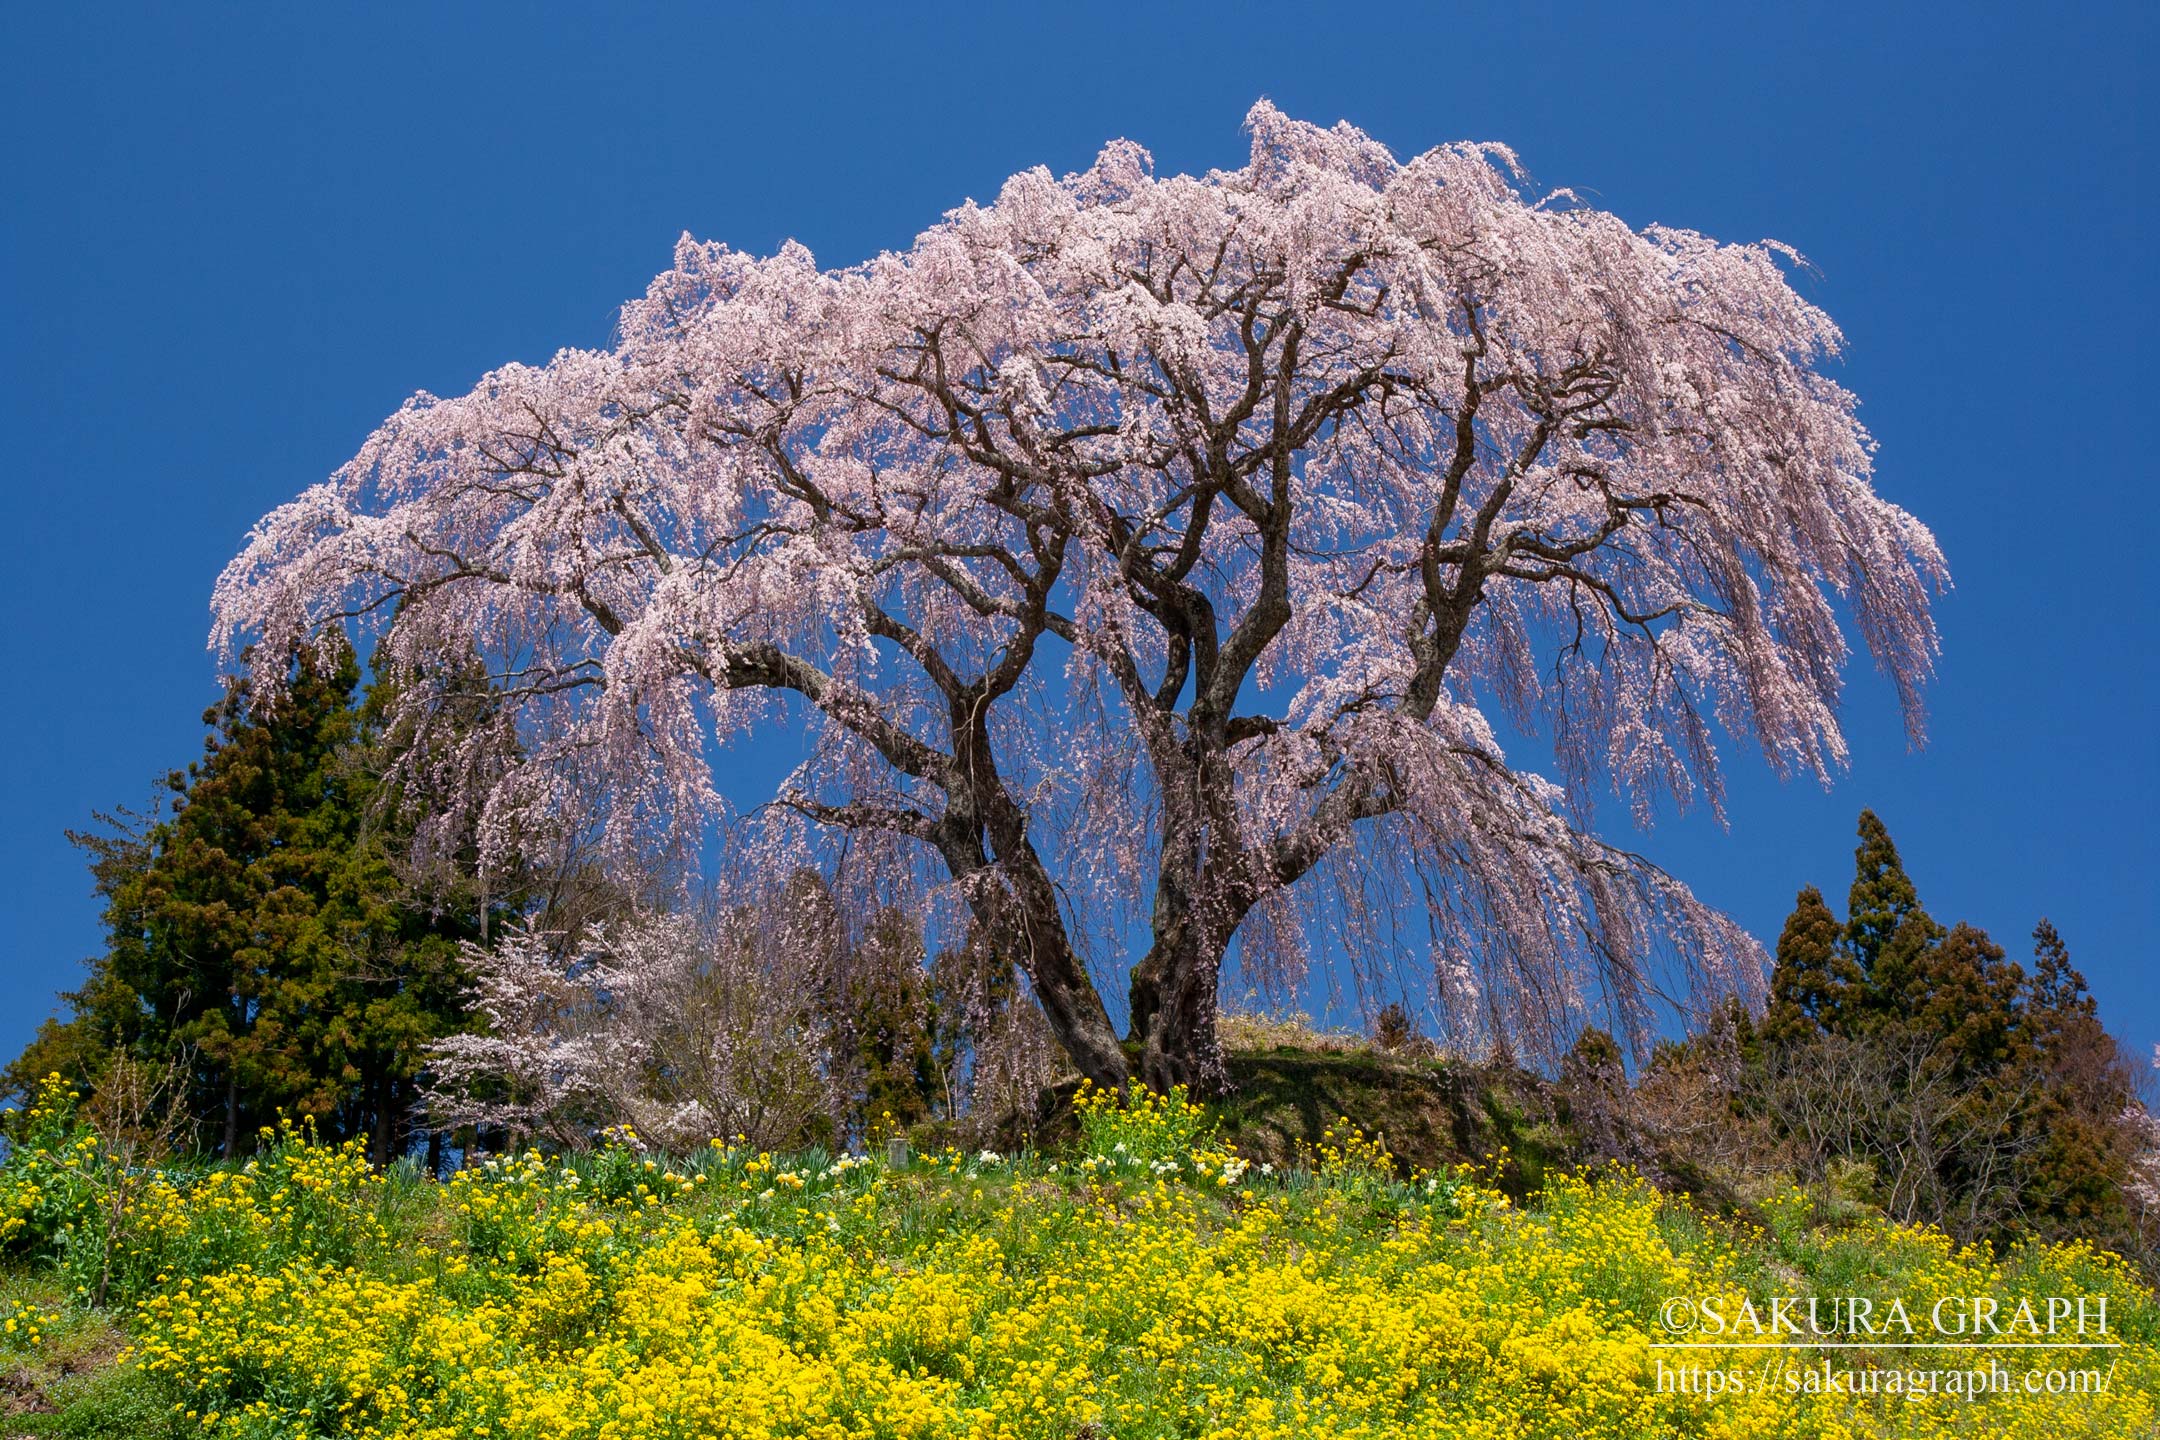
[217,103,1945,1093]
[2130,1050,2160,1230]
[426,912,833,1152]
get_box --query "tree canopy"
[9,646,479,1158]
[1759,812,2139,1245]
[212,104,1946,1091]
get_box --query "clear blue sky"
[3,5,2152,1069]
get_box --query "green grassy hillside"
[0,1071,2149,1439]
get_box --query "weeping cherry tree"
[213,104,1947,1094]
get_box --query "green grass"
[0,1057,2151,1438]
[0,1271,171,1438]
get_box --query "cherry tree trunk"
[1128,936,1231,1097]
[1020,922,1131,1093]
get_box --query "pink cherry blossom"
[215,103,1946,1092]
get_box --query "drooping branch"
[214,102,1946,1092]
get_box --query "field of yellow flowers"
[0,1077,2150,1439]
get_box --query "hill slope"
[0,1073,2149,1438]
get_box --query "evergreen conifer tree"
[2015,920,2135,1236]
[1760,886,1857,1045]
[1879,922,2023,1076]
[1839,810,1944,1032]
[1842,810,1925,973]
[2026,919,2099,1029]
[7,644,481,1158]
